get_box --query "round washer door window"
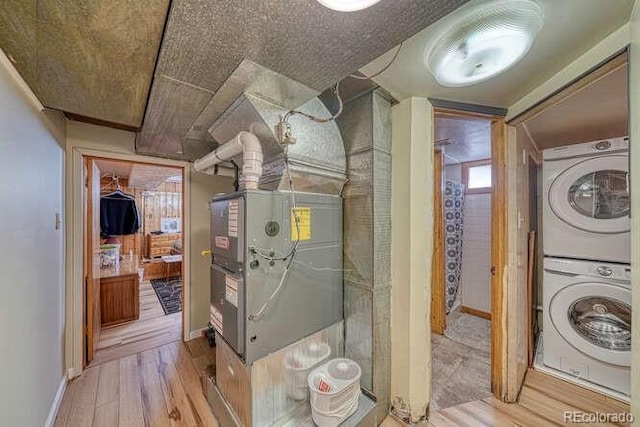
[568,296,631,351]
[549,155,629,234]
[568,170,629,220]
[550,282,631,367]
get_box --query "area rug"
[150,278,182,315]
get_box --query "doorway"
[83,156,185,366]
[430,110,497,410]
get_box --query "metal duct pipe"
[193,131,263,189]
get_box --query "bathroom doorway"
[430,109,496,410]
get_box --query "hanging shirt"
[100,194,141,236]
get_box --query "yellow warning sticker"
[291,207,311,241]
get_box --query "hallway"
[55,339,216,427]
[91,280,182,366]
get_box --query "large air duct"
[194,93,347,195]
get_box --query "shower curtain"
[444,180,465,314]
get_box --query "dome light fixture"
[425,0,543,87]
[317,0,382,12]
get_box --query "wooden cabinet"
[146,232,181,258]
[100,260,140,327]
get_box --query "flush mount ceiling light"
[317,0,382,12]
[425,0,543,87]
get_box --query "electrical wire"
[249,147,301,321]
[349,42,403,80]
[283,83,344,124]
[250,153,300,262]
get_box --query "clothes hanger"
[101,175,135,199]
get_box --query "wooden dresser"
[146,232,181,258]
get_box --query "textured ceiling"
[135,0,469,160]
[435,116,491,164]
[96,159,181,190]
[360,0,634,108]
[0,0,469,158]
[0,0,169,127]
[524,63,628,150]
[95,160,132,181]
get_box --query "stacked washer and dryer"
[541,136,631,398]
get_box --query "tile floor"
[430,308,492,411]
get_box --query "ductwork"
[193,131,263,189]
[194,93,347,195]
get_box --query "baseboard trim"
[45,376,67,427]
[188,326,208,341]
[461,305,492,320]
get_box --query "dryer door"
[550,281,631,367]
[548,155,629,234]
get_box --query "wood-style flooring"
[92,280,182,366]
[55,338,217,427]
[431,310,492,411]
[382,368,631,426]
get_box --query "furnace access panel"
[210,190,343,364]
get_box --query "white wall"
[444,164,462,183]
[390,97,432,422]
[189,170,232,329]
[444,162,492,313]
[460,193,492,313]
[0,54,66,426]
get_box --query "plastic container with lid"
[283,342,331,400]
[99,244,121,267]
[308,358,361,426]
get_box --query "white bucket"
[308,358,361,427]
[283,342,331,400]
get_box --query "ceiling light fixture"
[317,0,382,12]
[425,0,543,87]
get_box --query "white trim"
[65,146,191,378]
[66,368,79,380]
[189,326,209,341]
[45,376,67,427]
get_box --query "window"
[161,217,181,232]
[462,160,492,194]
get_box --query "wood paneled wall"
[100,177,182,259]
[141,181,182,233]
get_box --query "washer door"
[548,155,629,234]
[550,281,631,367]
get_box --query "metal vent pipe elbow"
[193,131,263,189]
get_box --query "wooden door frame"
[490,119,507,399]
[84,158,101,365]
[82,154,186,366]
[431,107,508,401]
[430,148,446,334]
[68,147,189,376]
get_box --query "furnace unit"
[210,189,343,364]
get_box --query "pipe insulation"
[193,131,263,189]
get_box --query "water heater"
[210,189,343,364]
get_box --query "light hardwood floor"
[91,280,182,366]
[55,338,217,427]
[383,368,631,427]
